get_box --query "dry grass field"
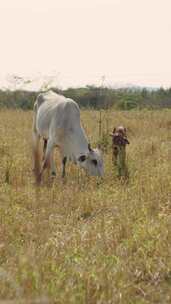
[0,108,171,304]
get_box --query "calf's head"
[110,126,129,146]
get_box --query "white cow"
[32,90,104,182]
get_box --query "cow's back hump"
[36,91,80,136]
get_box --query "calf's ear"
[125,138,130,144]
[113,127,116,133]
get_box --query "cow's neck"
[64,125,89,159]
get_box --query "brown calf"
[110,126,129,177]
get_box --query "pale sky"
[0,0,171,89]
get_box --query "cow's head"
[78,144,104,176]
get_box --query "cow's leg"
[50,148,57,177]
[43,139,55,175]
[38,139,55,182]
[32,131,41,181]
[62,156,67,178]
[43,139,47,161]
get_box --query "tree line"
[0,86,171,110]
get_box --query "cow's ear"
[88,143,93,152]
[97,144,103,154]
[78,155,87,162]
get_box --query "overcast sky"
[0,0,171,89]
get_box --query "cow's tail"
[32,101,41,182]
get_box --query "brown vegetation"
[0,108,171,303]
